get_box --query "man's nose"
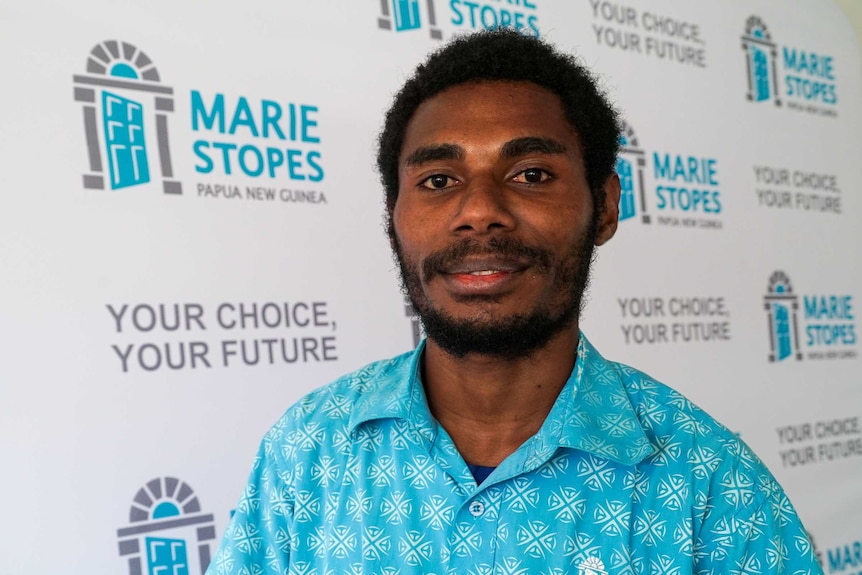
[449,177,517,234]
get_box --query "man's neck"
[422,325,580,467]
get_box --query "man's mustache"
[422,237,553,282]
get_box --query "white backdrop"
[0,1,860,573]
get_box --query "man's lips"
[437,258,529,293]
[440,258,527,275]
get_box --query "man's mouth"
[442,258,526,276]
[435,258,530,295]
[419,237,552,284]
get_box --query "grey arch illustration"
[617,121,649,224]
[764,270,802,362]
[73,40,182,194]
[116,476,215,575]
[742,16,781,106]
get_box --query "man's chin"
[432,298,514,318]
[417,306,578,360]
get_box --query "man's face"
[391,80,619,359]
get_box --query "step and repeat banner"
[0,0,860,573]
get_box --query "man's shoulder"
[600,357,736,440]
[263,349,415,446]
[582,339,712,427]
[607,357,775,484]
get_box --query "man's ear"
[595,173,620,246]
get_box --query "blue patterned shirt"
[209,335,821,575]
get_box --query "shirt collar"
[542,335,656,466]
[348,339,436,443]
[348,334,655,466]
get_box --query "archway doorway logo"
[73,40,182,195]
[116,477,215,575]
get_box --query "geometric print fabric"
[208,334,822,575]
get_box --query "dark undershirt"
[467,463,497,485]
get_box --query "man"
[209,29,821,574]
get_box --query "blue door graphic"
[102,90,150,189]
[616,157,636,221]
[393,0,421,31]
[751,47,771,102]
[146,536,189,575]
[772,303,792,361]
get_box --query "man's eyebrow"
[403,144,465,167]
[500,137,568,159]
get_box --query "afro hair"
[377,28,621,217]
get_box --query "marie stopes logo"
[763,271,857,362]
[375,0,540,39]
[73,41,181,194]
[73,40,328,205]
[116,477,216,575]
[616,122,648,224]
[741,16,838,117]
[615,121,723,230]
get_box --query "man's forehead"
[414,79,564,113]
[399,81,581,163]
[403,137,570,168]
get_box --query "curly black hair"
[377,28,621,219]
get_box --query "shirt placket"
[448,472,504,573]
[430,429,566,573]
[422,430,499,573]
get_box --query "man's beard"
[392,216,599,360]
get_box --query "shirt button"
[468,500,485,517]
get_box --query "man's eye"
[420,175,456,190]
[513,168,551,184]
